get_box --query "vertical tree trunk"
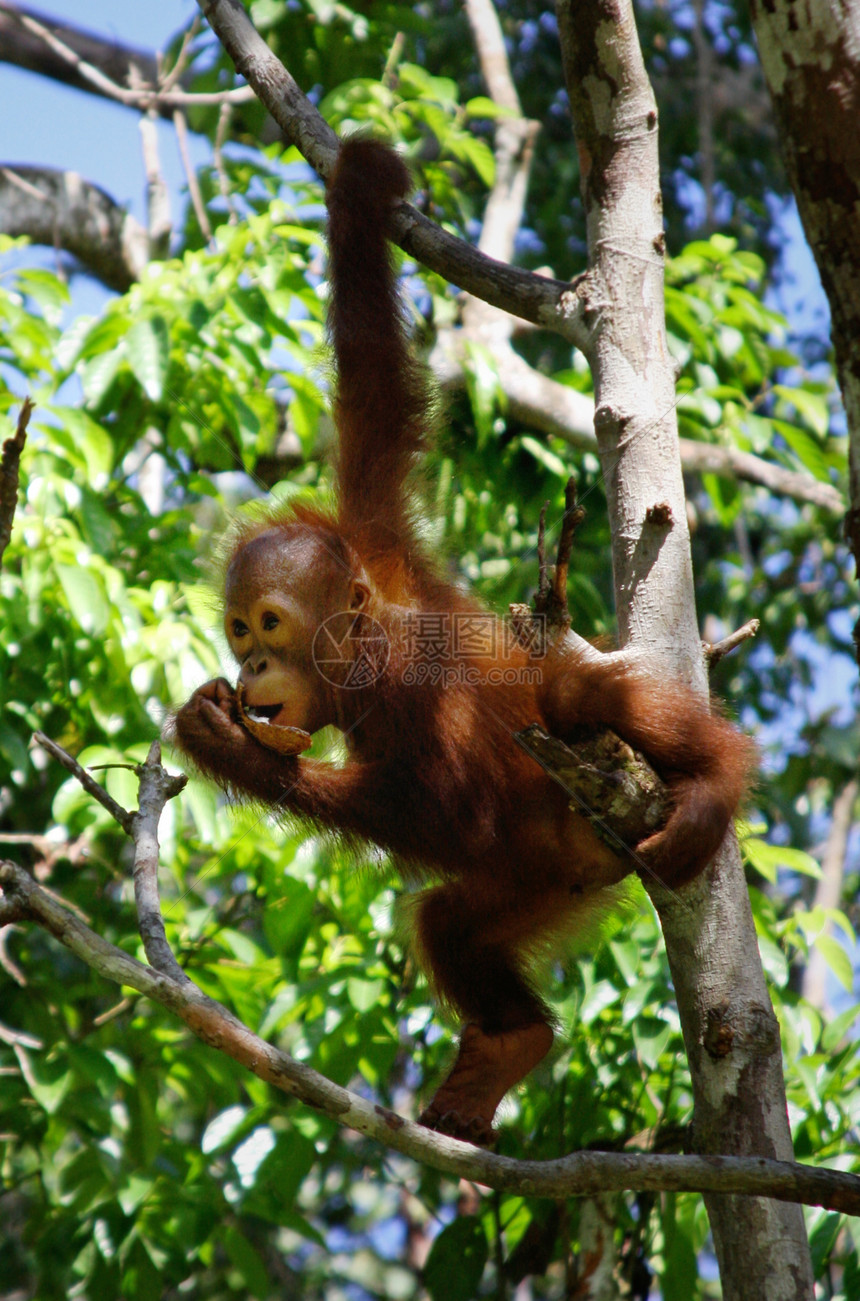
[749,0,860,667]
[555,2,814,1294]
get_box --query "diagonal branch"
[1,852,859,1212]
[195,0,584,341]
[430,334,845,510]
[460,0,543,357]
[0,165,149,290]
[9,5,254,111]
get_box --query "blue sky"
[0,3,199,224]
[0,2,830,326]
[0,3,204,315]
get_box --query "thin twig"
[704,619,760,665]
[537,501,549,602]
[0,927,26,985]
[130,741,189,983]
[381,31,405,89]
[159,14,202,94]
[32,731,135,834]
[174,107,213,244]
[14,10,254,110]
[551,476,585,623]
[213,101,237,222]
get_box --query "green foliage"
[0,8,857,1299]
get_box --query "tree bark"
[0,1,280,139]
[749,0,860,667]
[0,164,147,290]
[801,778,858,1010]
[0,1,160,98]
[555,1,814,1295]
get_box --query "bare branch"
[704,619,760,665]
[459,0,543,368]
[0,925,27,984]
[463,0,539,266]
[130,742,189,983]
[0,1,161,99]
[556,0,813,1287]
[32,731,135,834]
[196,0,584,340]
[0,397,32,567]
[213,100,237,222]
[174,107,213,244]
[0,165,148,290]
[11,6,254,111]
[678,437,843,514]
[139,115,171,256]
[158,13,203,94]
[430,333,845,510]
[802,777,858,1010]
[1,854,858,1213]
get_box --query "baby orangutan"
[172,139,754,1145]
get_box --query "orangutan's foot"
[418,1021,553,1146]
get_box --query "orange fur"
[172,138,755,1143]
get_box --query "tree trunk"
[749,0,860,667]
[555,1,814,1294]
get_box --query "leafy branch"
[1,736,858,1215]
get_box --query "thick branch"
[196,0,584,341]
[0,2,161,99]
[556,0,814,1290]
[748,0,860,664]
[516,724,669,856]
[0,165,148,290]
[0,3,255,112]
[1,856,858,1213]
[430,332,844,510]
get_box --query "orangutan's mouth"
[244,703,285,725]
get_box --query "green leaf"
[520,435,569,479]
[57,408,114,485]
[14,1046,72,1114]
[464,96,515,120]
[126,316,169,401]
[80,349,122,405]
[347,977,385,1012]
[773,384,830,439]
[821,1003,860,1052]
[397,63,458,106]
[632,1016,673,1070]
[424,1217,488,1301]
[776,423,831,482]
[16,268,70,320]
[660,1196,700,1301]
[222,1226,269,1301]
[55,562,110,636]
[744,838,821,882]
[263,876,316,957]
[814,935,854,993]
